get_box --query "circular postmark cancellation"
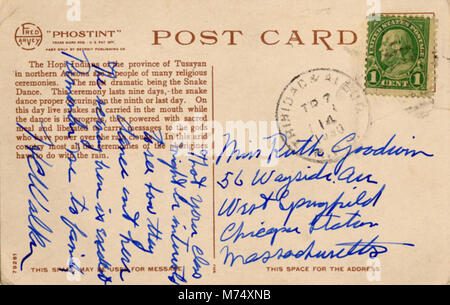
[365,15,435,97]
[276,68,370,163]
[15,23,42,50]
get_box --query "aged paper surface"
[0,0,448,285]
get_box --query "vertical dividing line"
[211,65,216,259]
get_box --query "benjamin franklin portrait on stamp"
[365,14,435,97]
[379,29,416,78]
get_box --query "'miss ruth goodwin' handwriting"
[216,132,434,168]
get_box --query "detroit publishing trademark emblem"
[15,23,42,50]
[365,14,436,97]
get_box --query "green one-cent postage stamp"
[365,14,435,97]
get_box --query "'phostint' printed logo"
[15,23,42,50]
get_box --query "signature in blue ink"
[16,123,54,271]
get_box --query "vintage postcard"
[0,0,448,285]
